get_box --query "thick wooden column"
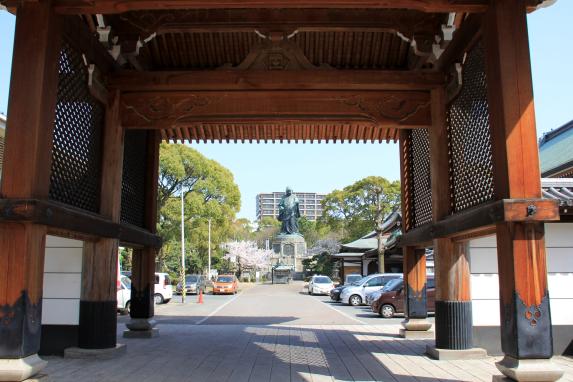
[129,132,160,324]
[398,130,431,336]
[403,247,429,320]
[0,0,60,376]
[484,1,562,380]
[429,88,475,352]
[78,90,123,349]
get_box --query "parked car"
[154,272,173,304]
[344,274,363,285]
[339,273,402,306]
[330,275,367,302]
[213,274,239,295]
[308,275,335,295]
[371,276,435,318]
[176,274,206,295]
[117,275,131,314]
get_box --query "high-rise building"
[256,191,326,222]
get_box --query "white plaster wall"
[470,223,573,326]
[41,236,83,325]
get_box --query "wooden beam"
[435,14,482,72]
[111,70,445,92]
[62,15,118,75]
[0,199,162,248]
[45,0,544,14]
[398,198,560,246]
[120,90,432,131]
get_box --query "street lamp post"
[208,218,211,280]
[181,189,186,303]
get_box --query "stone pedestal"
[271,234,307,274]
[494,356,563,382]
[64,344,126,360]
[399,318,434,339]
[426,345,487,360]
[0,354,47,382]
[123,318,159,338]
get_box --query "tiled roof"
[539,120,573,176]
[542,178,573,206]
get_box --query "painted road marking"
[195,291,243,325]
[311,295,366,325]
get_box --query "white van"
[117,275,131,314]
[154,272,173,304]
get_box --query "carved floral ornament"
[336,94,431,124]
[122,94,221,124]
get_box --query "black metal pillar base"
[78,301,117,349]
[435,300,473,350]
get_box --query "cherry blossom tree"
[224,241,273,270]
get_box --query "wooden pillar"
[129,132,160,324]
[0,1,61,378]
[484,1,561,379]
[403,247,429,320]
[78,90,123,349]
[398,130,431,335]
[429,88,475,351]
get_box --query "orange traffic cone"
[197,289,204,304]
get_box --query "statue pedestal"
[271,234,307,277]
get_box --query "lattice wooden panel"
[409,128,433,227]
[49,41,103,212]
[447,41,495,212]
[121,130,147,227]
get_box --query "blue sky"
[1,3,572,220]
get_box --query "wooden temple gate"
[0,0,563,381]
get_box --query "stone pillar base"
[123,328,159,338]
[123,318,159,338]
[495,356,563,382]
[0,354,47,382]
[399,318,433,339]
[426,345,487,360]
[64,344,126,360]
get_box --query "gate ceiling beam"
[23,0,544,15]
[111,70,444,92]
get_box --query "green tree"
[320,176,400,242]
[157,143,241,279]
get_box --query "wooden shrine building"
[0,0,564,381]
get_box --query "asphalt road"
[120,281,434,326]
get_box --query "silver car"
[176,274,206,295]
[340,273,402,306]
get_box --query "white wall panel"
[44,248,83,273]
[469,247,498,274]
[43,273,81,299]
[42,235,83,325]
[546,247,573,273]
[548,273,573,299]
[46,235,84,248]
[545,223,573,247]
[472,299,500,326]
[42,299,80,325]
[470,274,499,300]
[549,299,573,325]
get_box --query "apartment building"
[256,191,326,221]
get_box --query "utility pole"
[208,218,212,280]
[181,188,186,303]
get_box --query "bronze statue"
[277,187,301,235]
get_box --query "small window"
[155,275,159,284]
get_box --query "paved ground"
[43,282,573,382]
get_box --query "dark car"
[329,275,366,302]
[176,274,206,295]
[371,276,435,318]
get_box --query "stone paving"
[42,283,573,382]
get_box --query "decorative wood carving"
[232,37,323,71]
[120,90,431,130]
